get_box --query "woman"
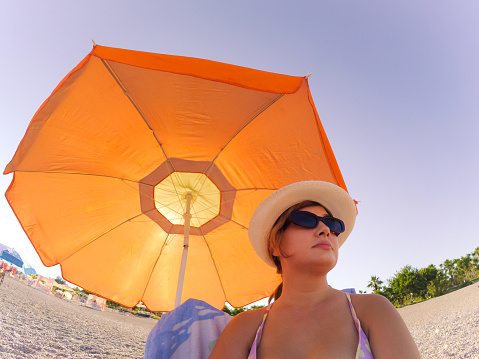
[210,181,420,358]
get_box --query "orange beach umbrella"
[4,45,348,311]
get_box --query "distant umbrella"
[0,249,23,268]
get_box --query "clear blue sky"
[1,1,478,295]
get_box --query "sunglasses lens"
[322,218,345,233]
[291,211,345,233]
[291,211,318,228]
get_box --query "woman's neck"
[275,271,333,309]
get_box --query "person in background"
[0,268,11,286]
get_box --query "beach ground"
[0,276,156,358]
[1,275,478,358]
[398,281,479,358]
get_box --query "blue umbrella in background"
[0,243,24,268]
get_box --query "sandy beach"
[1,275,478,358]
[398,282,479,358]
[0,276,157,358]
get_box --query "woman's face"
[272,205,339,272]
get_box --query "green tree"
[457,254,477,284]
[55,276,66,285]
[377,285,398,306]
[427,270,448,297]
[442,259,456,285]
[367,276,383,293]
[417,265,438,298]
[371,247,479,308]
[387,265,422,305]
[472,256,479,274]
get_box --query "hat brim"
[248,181,357,267]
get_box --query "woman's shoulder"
[209,306,268,359]
[349,292,393,307]
[348,295,418,342]
[347,295,421,358]
[229,306,268,330]
[348,293,397,323]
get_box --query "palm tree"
[367,275,383,293]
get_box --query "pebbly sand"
[398,282,479,358]
[1,275,478,358]
[0,276,156,358]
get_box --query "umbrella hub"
[154,171,220,227]
[139,158,237,236]
[180,191,197,206]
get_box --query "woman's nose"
[314,220,330,236]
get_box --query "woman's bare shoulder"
[349,293,393,310]
[234,306,268,324]
[208,306,267,359]
[348,293,399,326]
[348,293,421,358]
[224,306,267,333]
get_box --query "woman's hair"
[268,200,330,303]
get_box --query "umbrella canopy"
[4,45,348,311]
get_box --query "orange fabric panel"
[216,82,339,190]
[92,45,304,94]
[6,172,142,266]
[141,233,185,310]
[204,221,281,307]
[107,60,282,162]
[229,188,276,229]
[5,56,165,180]
[143,234,226,311]
[61,216,168,308]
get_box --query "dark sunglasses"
[290,210,345,235]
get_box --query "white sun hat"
[248,181,357,267]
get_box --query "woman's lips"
[313,242,331,249]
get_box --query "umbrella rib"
[15,169,168,211]
[189,197,203,228]
[191,94,284,198]
[190,187,277,216]
[99,58,187,211]
[203,93,284,178]
[14,170,193,216]
[216,215,248,230]
[100,59,171,163]
[139,231,175,303]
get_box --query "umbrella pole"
[175,192,193,308]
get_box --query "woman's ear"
[270,244,280,257]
